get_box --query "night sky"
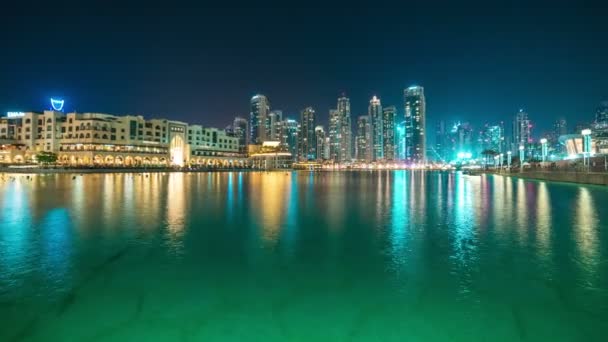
[1,1,606,136]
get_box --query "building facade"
[356,115,372,162]
[0,109,245,168]
[404,86,426,163]
[369,96,383,161]
[298,107,316,161]
[382,105,397,161]
[250,94,270,144]
[337,95,352,162]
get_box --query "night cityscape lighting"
[1,2,608,342]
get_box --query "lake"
[0,171,607,341]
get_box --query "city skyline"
[1,2,606,132]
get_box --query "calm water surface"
[0,171,607,341]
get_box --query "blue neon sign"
[50,98,64,111]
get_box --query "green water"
[0,171,607,341]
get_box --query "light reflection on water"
[0,171,607,341]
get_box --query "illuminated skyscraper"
[315,126,327,161]
[404,86,426,163]
[232,116,249,153]
[279,118,299,160]
[382,105,397,160]
[250,94,270,144]
[268,110,283,141]
[369,96,383,160]
[596,101,608,126]
[356,115,372,162]
[298,107,316,161]
[328,109,340,161]
[337,95,352,162]
[512,109,531,152]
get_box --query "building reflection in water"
[535,182,552,262]
[165,173,187,254]
[40,208,73,292]
[575,187,599,281]
[388,171,409,276]
[515,179,528,244]
[451,173,480,298]
[249,173,289,248]
[0,180,33,283]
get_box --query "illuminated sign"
[50,98,64,111]
[6,112,25,118]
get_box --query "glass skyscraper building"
[404,86,426,163]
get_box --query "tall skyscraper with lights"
[369,96,383,161]
[404,86,426,163]
[382,105,397,160]
[328,109,340,161]
[298,107,316,161]
[356,115,372,162]
[232,116,249,153]
[315,126,327,161]
[268,110,283,141]
[512,109,531,152]
[250,94,270,144]
[337,95,352,162]
[279,118,299,160]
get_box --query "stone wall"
[497,171,608,186]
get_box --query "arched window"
[46,118,52,123]
[25,118,31,124]
[102,134,108,140]
[85,133,90,138]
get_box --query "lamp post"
[582,129,592,172]
[519,145,525,171]
[540,138,548,164]
[499,153,503,169]
[494,155,499,168]
[507,151,512,169]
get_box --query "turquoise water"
[0,171,607,341]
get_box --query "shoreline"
[484,170,608,186]
[0,167,254,174]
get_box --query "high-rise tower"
[382,105,397,160]
[356,115,372,162]
[369,96,383,161]
[298,107,316,161]
[250,94,270,144]
[337,95,352,162]
[404,86,426,163]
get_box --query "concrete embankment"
[490,170,608,186]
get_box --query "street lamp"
[519,145,525,171]
[494,155,499,168]
[499,153,503,169]
[540,138,548,163]
[582,129,592,171]
[507,151,512,169]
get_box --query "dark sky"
[1,0,606,136]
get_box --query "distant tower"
[512,109,531,152]
[250,94,270,144]
[298,107,316,161]
[268,110,283,141]
[382,105,397,160]
[233,116,249,153]
[369,96,383,161]
[404,86,426,163]
[356,115,372,162]
[279,118,299,160]
[328,109,340,161]
[337,95,352,162]
[315,126,327,161]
